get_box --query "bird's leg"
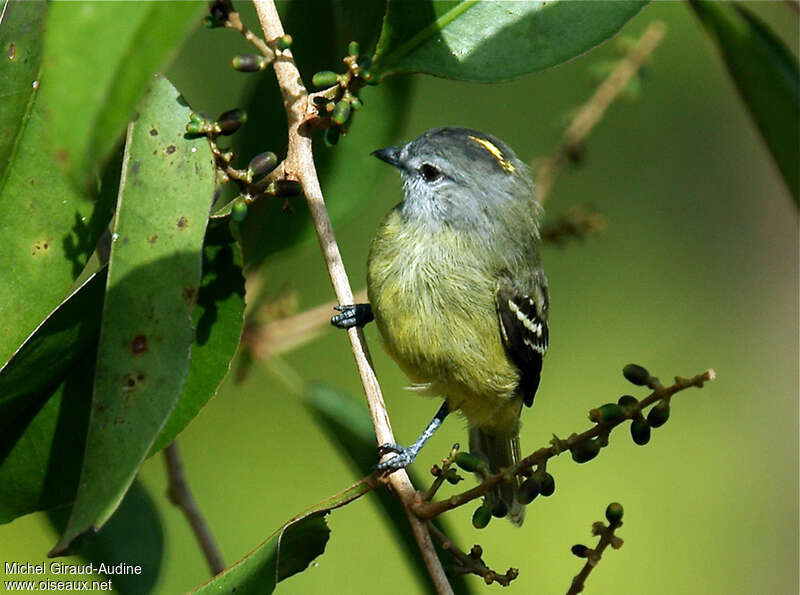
[331,303,374,329]
[375,401,450,472]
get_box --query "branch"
[250,2,452,593]
[163,442,225,576]
[537,21,667,204]
[414,368,715,520]
[567,503,625,595]
[428,523,519,587]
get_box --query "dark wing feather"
[495,282,549,407]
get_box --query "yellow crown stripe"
[468,135,515,174]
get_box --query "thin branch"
[567,504,625,595]
[163,442,225,576]
[250,2,452,593]
[428,523,519,587]
[414,369,715,520]
[537,21,667,204]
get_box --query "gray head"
[373,127,537,229]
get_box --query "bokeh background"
[3,1,798,594]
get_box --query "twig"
[540,207,606,246]
[567,503,625,595]
[163,442,225,576]
[536,21,667,204]
[428,523,519,587]
[414,369,715,520]
[250,2,452,593]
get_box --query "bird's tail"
[468,427,524,526]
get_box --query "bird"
[332,127,549,524]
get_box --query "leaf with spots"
[50,75,216,555]
[0,0,113,370]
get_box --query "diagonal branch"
[250,2,452,593]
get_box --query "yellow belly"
[367,210,522,432]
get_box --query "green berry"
[630,416,651,445]
[605,502,624,524]
[617,395,639,410]
[454,452,482,473]
[312,70,339,88]
[350,97,363,111]
[348,41,360,57]
[248,151,278,177]
[443,468,461,485]
[517,477,540,504]
[232,54,267,72]
[185,121,204,136]
[277,34,292,50]
[591,403,625,424]
[571,544,590,558]
[332,100,351,126]
[623,363,651,386]
[357,55,372,70]
[324,126,340,148]
[571,438,600,464]
[539,472,555,496]
[231,200,247,222]
[647,401,670,428]
[361,69,376,84]
[472,505,492,529]
[218,108,247,135]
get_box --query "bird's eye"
[419,163,442,182]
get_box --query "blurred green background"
[2,1,797,594]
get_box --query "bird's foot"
[374,442,419,472]
[331,304,374,329]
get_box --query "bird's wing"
[494,279,549,407]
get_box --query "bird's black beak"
[371,146,402,168]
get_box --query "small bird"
[332,127,549,524]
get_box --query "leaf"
[40,1,204,188]
[690,1,800,204]
[371,0,647,82]
[50,75,216,555]
[47,481,164,595]
[0,349,95,524]
[193,491,373,594]
[0,1,113,369]
[235,0,413,265]
[149,220,246,455]
[0,0,46,182]
[0,269,105,433]
[306,384,474,595]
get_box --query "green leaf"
[0,270,105,434]
[0,349,95,524]
[150,220,246,455]
[47,481,164,594]
[690,1,800,204]
[0,1,113,369]
[371,0,647,82]
[50,75,216,555]
[40,1,204,188]
[0,0,46,182]
[306,384,474,595]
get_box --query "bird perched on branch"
[333,127,549,525]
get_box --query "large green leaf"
[690,1,799,204]
[40,1,203,189]
[0,1,112,369]
[0,0,46,181]
[51,75,216,555]
[0,349,95,524]
[47,481,164,594]
[0,270,105,433]
[371,0,647,81]
[307,384,473,594]
[150,220,246,455]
